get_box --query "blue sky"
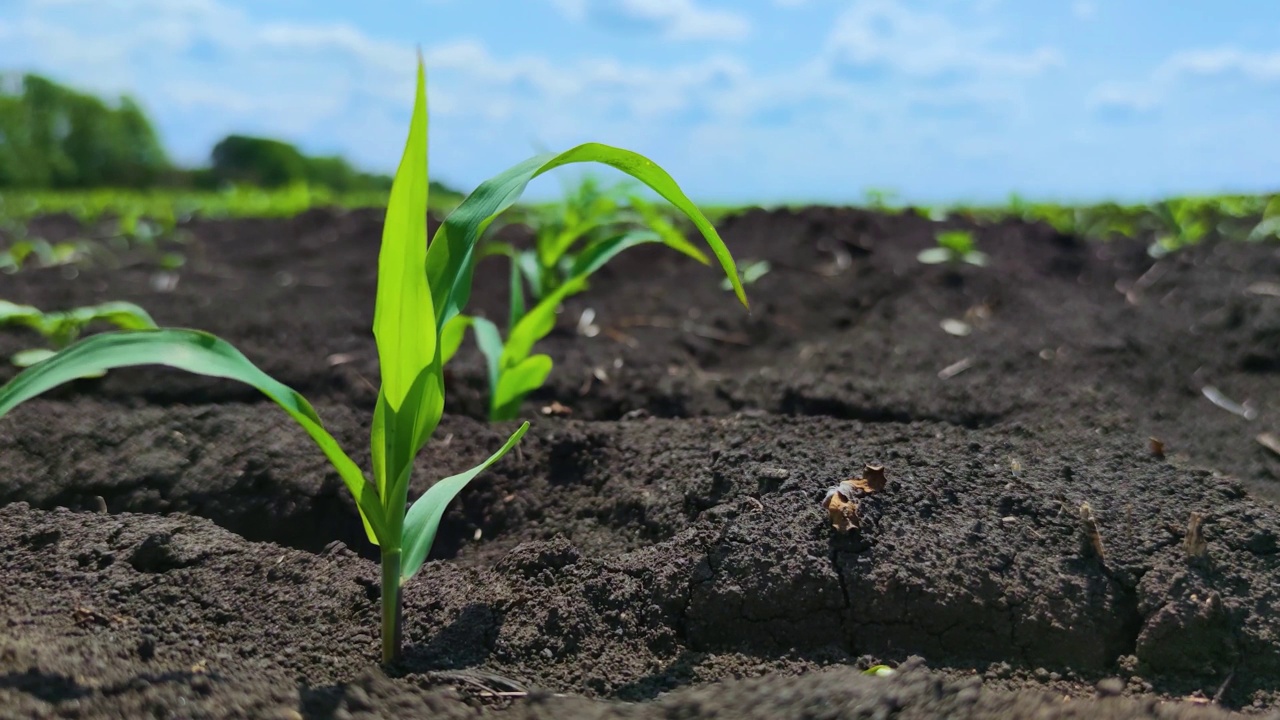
[3,0,1279,204]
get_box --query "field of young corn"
[1,74,1279,718]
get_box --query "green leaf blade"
[0,329,387,542]
[427,143,748,334]
[491,354,552,421]
[373,57,434,413]
[400,421,530,582]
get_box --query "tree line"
[0,73,450,195]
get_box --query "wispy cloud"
[822,0,1062,82]
[1159,47,1280,82]
[549,0,750,41]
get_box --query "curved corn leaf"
[0,329,388,543]
[400,421,530,582]
[0,300,44,331]
[629,194,708,265]
[491,355,552,421]
[372,58,433,413]
[440,315,472,366]
[470,316,504,395]
[499,276,586,372]
[65,301,157,331]
[568,229,661,280]
[426,143,747,334]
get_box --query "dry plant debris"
[821,463,887,532]
[1079,502,1106,563]
[1184,511,1208,559]
[1257,432,1280,457]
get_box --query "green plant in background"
[1248,196,1280,242]
[451,173,748,422]
[0,300,156,372]
[1148,198,1210,257]
[484,174,710,304]
[917,229,988,267]
[721,259,771,291]
[0,56,746,664]
[0,236,91,273]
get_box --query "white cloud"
[823,0,1062,81]
[550,0,750,41]
[1159,48,1280,82]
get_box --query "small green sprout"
[450,205,747,421]
[447,173,748,426]
[1148,199,1209,257]
[0,55,746,665]
[0,300,157,373]
[864,664,896,677]
[485,176,710,306]
[917,230,988,267]
[0,238,90,273]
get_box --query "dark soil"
[1,206,1279,718]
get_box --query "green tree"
[209,135,309,188]
[0,73,169,189]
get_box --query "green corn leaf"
[0,329,387,542]
[499,276,587,373]
[65,301,158,331]
[470,316,504,394]
[426,143,748,335]
[372,57,433,413]
[371,363,445,543]
[0,300,44,331]
[568,229,662,280]
[508,250,527,331]
[629,194,709,265]
[491,355,552,421]
[440,315,473,365]
[400,421,530,582]
[516,250,544,303]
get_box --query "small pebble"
[1097,678,1124,697]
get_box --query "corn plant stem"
[380,548,403,664]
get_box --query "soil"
[1,205,1279,718]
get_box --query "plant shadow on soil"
[1,206,1279,718]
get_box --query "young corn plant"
[0,57,747,664]
[446,180,748,421]
[0,300,157,372]
[484,175,709,307]
[917,229,988,267]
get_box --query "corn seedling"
[483,174,710,311]
[0,237,91,273]
[0,300,157,373]
[917,230,988,267]
[0,56,746,664]
[447,179,748,422]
